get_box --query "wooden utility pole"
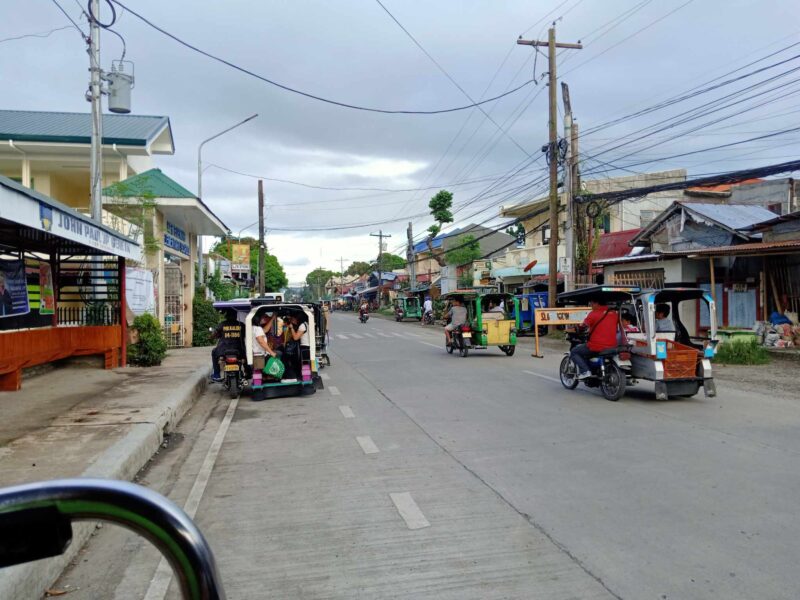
[337,256,349,295]
[370,230,392,275]
[406,222,416,291]
[257,179,265,296]
[518,27,581,312]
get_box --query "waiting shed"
[0,174,139,390]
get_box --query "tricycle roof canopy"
[558,285,641,304]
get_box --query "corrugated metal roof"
[661,239,800,257]
[594,229,642,261]
[103,168,196,199]
[684,203,777,231]
[0,109,169,147]
[742,210,800,231]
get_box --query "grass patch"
[713,337,770,365]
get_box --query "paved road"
[57,311,800,599]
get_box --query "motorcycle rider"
[359,300,369,321]
[570,299,619,380]
[444,297,468,347]
[422,296,433,324]
[210,309,245,383]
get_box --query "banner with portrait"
[38,263,55,315]
[0,259,30,318]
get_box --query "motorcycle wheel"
[600,362,625,401]
[459,342,469,357]
[559,356,580,390]
[227,375,240,399]
[501,345,515,357]
[446,341,454,354]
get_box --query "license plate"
[224,364,239,372]
[462,333,471,339]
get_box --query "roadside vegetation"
[713,338,770,365]
[128,313,168,366]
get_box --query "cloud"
[281,256,311,267]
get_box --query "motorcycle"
[422,311,434,326]
[359,310,369,324]
[218,350,245,399]
[559,330,631,401]
[445,322,472,357]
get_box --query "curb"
[0,369,208,600]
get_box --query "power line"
[374,0,531,157]
[108,0,535,115]
[49,0,88,37]
[0,25,75,44]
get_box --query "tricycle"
[394,296,423,321]
[441,290,520,357]
[555,285,719,401]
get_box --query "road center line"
[143,395,239,600]
[523,369,561,384]
[339,405,355,418]
[329,385,341,396]
[419,341,441,349]
[356,435,379,454]
[390,492,430,530]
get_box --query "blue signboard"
[164,221,191,258]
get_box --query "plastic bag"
[263,356,285,379]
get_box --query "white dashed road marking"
[356,435,380,454]
[363,332,375,338]
[377,332,392,338]
[390,492,430,530]
[339,405,355,418]
[320,372,330,381]
[329,386,341,396]
[350,333,364,339]
[523,370,561,384]
[419,341,441,349]
[390,332,406,338]
[337,334,349,340]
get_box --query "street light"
[196,113,258,284]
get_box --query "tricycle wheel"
[500,345,516,356]
[600,362,625,401]
[559,356,579,390]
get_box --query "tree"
[426,189,453,267]
[445,234,482,267]
[305,268,336,298]
[375,253,406,271]
[345,261,372,277]
[210,237,288,291]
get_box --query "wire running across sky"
[108,0,535,115]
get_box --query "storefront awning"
[0,174,140,260]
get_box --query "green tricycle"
[394,296,423,321]
[442,291,520,356]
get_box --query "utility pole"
[257,180,265,297]
[370,230,392,275]
[337,256,348,295]
[518,26,581,314]
[89,0,103,222]
[562,81,575,292]
[406,222,416,292]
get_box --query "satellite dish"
[523,259,538,272]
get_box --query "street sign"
[532,306,590,358]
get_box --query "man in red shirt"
[570,299,619,379]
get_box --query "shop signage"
[164,221,190,259]
[231,244,251,273]
[39,263,55,315]
[218,259,232,278]
[0,188,139,260]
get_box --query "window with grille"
[613,268,665,289]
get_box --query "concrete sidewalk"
[0,347,210,599]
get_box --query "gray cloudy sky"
[3,0,799,282]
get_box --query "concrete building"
[0,109,174,208]
[497,169,686,290]
[103,169,227,347]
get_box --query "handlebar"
[0,478,226,600]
